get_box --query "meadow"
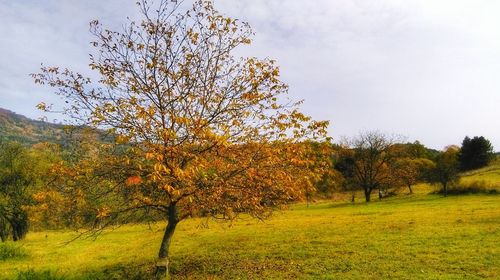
[0,162,498,279]
[1,182,499,279]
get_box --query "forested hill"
[0,107,66,145]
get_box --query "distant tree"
[393,158,434,194]
[0,141,34,241]
[342,131,399,202]
[427,146,460,197]
[394,141,438,160]
[32,0,329,275]
[459,136,494,171]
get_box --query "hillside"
[460,158,500,188]
[0,108,68,145]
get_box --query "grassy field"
[1,190,499,279]
[1,160,499,279]
[460,159,500,189]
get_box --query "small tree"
[393,158,434,194]
[427,146,460,197]
[342,131,399,202]
[32,0,328,275]
[459,136,494,171]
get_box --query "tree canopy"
[459,136,494,171]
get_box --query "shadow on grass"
[15,262,156,280]
[433,185,499,196]
[170,254,303,279]
[15,269,65,280]
[15,256,302,280]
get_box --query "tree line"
[1,132,494,242]
[331,133,495,201]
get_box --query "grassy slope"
[460,158,500,188]
[1,192,499,279]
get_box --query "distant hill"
[0,108,67,145]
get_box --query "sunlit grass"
[460,159,500,190]
[1,193,499,279]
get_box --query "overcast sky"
[1,0,499,150]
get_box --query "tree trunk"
[10,217,19,242]
[0,218,7,242]
[408,184,413,194]
[378,189,383,200]
[364,188,371,202]
[156,204,179,278]
[443,182,448,197]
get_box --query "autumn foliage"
[32,0,329,274]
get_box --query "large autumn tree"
[32,0,328,275]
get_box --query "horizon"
[1,106,497,153]
[1,0,499,151]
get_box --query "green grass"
[1,193,499,279]
[460,159,500,190]
[0,243,28,261]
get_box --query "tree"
[427,146,460,197]
[32,0,328,275]
[459,136,494,171]
[341,131,399,202]
[0,141,34,241]
[393,158,434,194]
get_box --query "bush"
[0,243,28,260]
